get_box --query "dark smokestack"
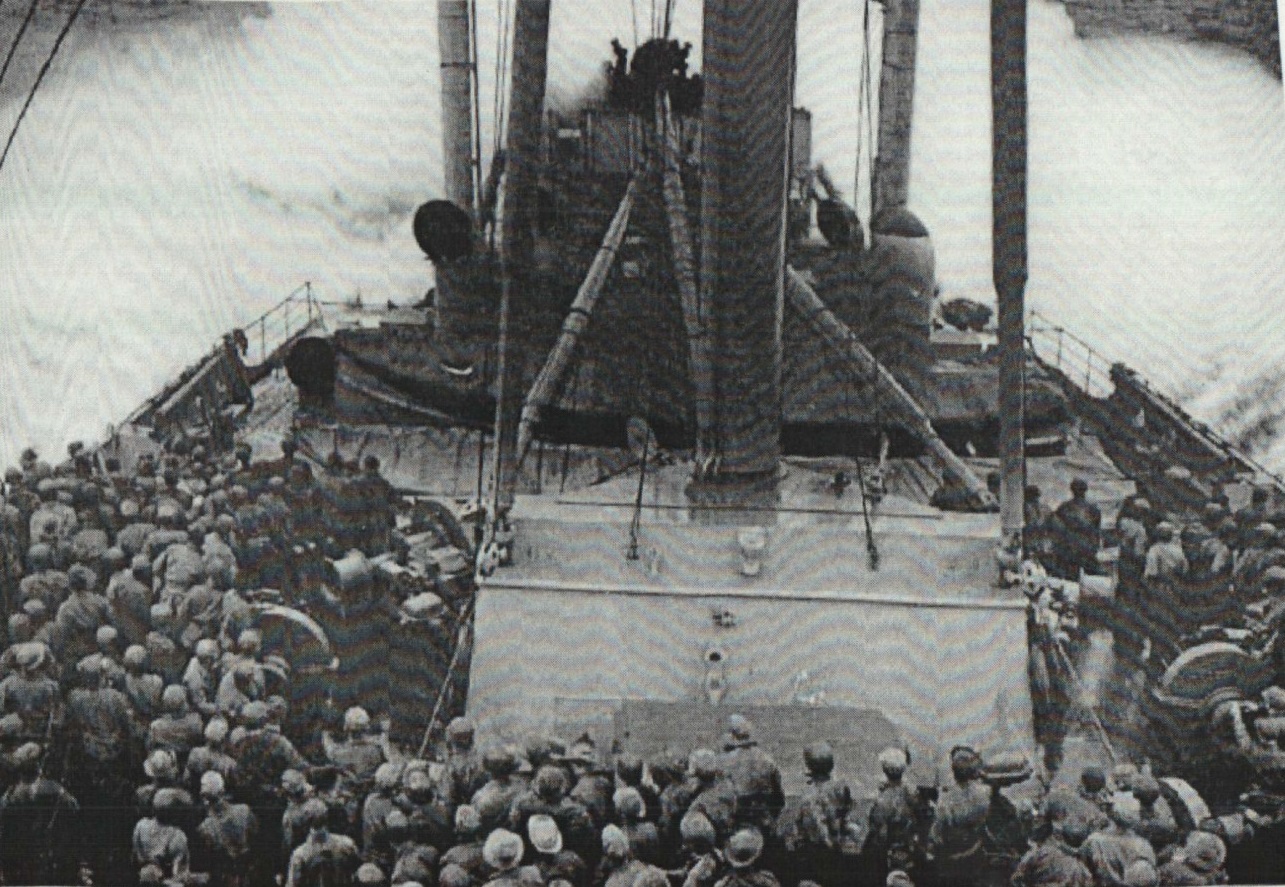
[693,0,797,492]
[437,1,478,218]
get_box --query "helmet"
[950,746,983,782]
[528,814,563,855]
[374,763,401,791]
[601,824,630,858]
[196,638,219,659]
[679,811,716,846]
[534,765,568,802]
[878,747,908,777]
[162,684,187,713]
[144,749,177,781]
[241,701,269,728]
[124,645,148,669]
[728,713,753,741]
[281,769,311,796]
[689,748,718,779]
[482,744,518,777]
[726,828,765,868]
[613,787,645,820]
[446,716,475,743]
[454,804,482,837]
[200,771,226,799]
[356,863,386,885]
[803,741,835,775]
[344,706,371,733]
[483,829,524,871]
[204,717,229,744]
[95,625,118,647]
[1131,775,1162,806]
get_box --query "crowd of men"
[0,437,1272,887]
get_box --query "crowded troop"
[0,434,1267,887]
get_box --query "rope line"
[0,0,88,177]
[0,0,39,90]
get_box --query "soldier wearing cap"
[686,748,737,845]
[362,762,405,862]
[471,743,527,832]
[676,811,724,887]
[325,705,388,784]
[1050,478,1103,581]
[1129,775,1180,856]
[863,747,920,884]
[714,828,779,887]
[0,640,61,739]
[600,823,649,887]
[528,814,588,887]
[1156,830,1227,886]
[443,716,487,805]
[183,637,222,718]
[1010,812,1093,887]
[230,699,307,804]
[0,741,81,884]
[54,563,112,665]
[133,786,192,884]
[286,796,361,887]
[927,747,991,885]
[185,715,240,793]
[1080,793,1156,887]
[615,785,661,865]
[109,554,155,647]
[441,804,487,875]
[777,741,857,887]
[1144,522,1189,674]
[145,603,187,685]
[483,828,528,887]
[281,769,318,865]
[508,764,596,864]
[124,643,166,720]
[147,683,204,761]
[565,736,614,831]
[719,714,785,832]
[388,808,441,885]
[398,765,455,852]
[65,651,138,810]
[194,769,259,887]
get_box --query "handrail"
[119,281,329,428]
[1027,308,1285,490]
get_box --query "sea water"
[0,1,1282,472]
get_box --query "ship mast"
[491,0,551,516]
[689,0,798,507]
[437,0,480,220]
[992,0,1028,546]
[873,0,920,215]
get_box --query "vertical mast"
[873,0,920,215]
[992,0,1028,546]
[438,0,478,218]
[492,0,551,514]
[692,0,797,498]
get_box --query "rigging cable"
[0,0,39,90]
[0,0,88,177]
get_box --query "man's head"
[446,716,474,749]
[205,716,229,747]
[725,828,765,869]
[878,746,908,781]
[949,746,982,784]
[1070,478,1088,499]
[483,829,524,873]
[533,765,568,804]
[162,684,188,715]
[454,804,482,840]
[679,811,716,853]
[600,825,630,866]
[200,770,226,803]
[344,706,371,735]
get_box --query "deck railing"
[1026,309,1115,399]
